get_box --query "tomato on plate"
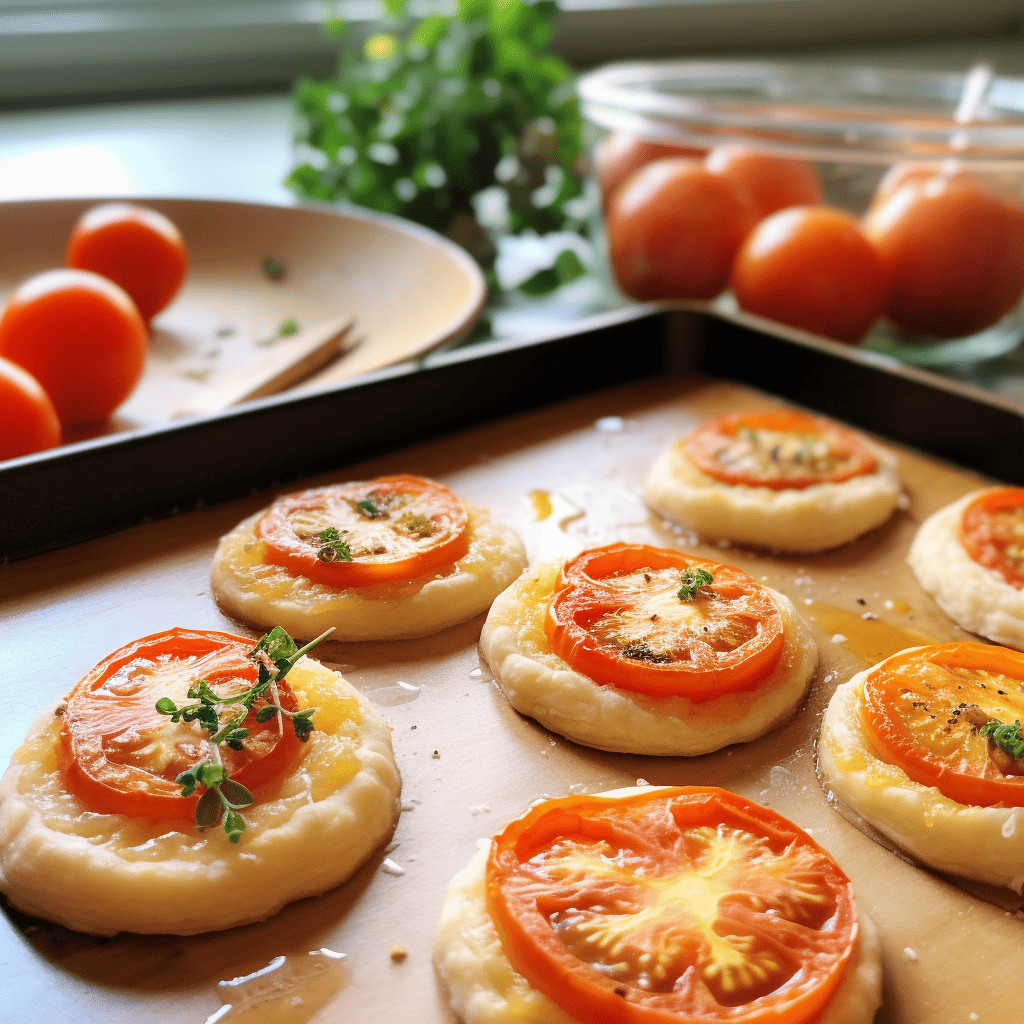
[960,488,1024,587]
[67,203,188,322]
[487,786,858,1024]
[862,643,1024,807]
[60,628,304,821]
[606,158,759,301]
[0,356,61,461]
[544,543,784,701]
[0,269,147,425]
[684,409,878,491]
[256,474,470,588]
[864,176,1024,338]
[705,145,821,219]
[594,132,706,208]
[731,206,888,343]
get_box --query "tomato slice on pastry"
[59,628,303,820]
[256,474,470,587]
[960,487,1024,588]
[684,410,878,490]
[861,642,1024,807]
[544,543,784,701]
[486,787,858,1024]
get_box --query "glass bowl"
[577,60,1024,364]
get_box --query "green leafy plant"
[678,568,714,601]
[980,718,1024,760]
[287,0,589,308]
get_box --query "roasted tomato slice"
[684,410,878,491]
[256,474,470,588]
[862,642,1024,807]
[60,628,303,820]
[486,787,858,1024]
[960,488,1024,588]
[544,543,784,701]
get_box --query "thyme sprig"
[317,526,352,563]
[678,568,714,601]
[156,626,333,841]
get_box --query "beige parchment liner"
[0,374,1015,1024]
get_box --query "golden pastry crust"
[644,442,901,552]
[479,560,817,755]
[211,501,526,641]
[0,658,401,935]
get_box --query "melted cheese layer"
[0,658,401,935]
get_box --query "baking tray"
[4,302,1024,562]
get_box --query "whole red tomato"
[594,132,706,208]
[731,206,888,343]
[0,269,147,425]
[67,203,188,322]
[606,157,759,301]
[864,176,1024,337]
[705,145,821,218]
[0,356,61,461]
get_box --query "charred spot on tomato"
[621,643,673,664]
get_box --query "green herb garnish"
[279,317,300,337]
[980,718,1024,760]
[262,255,285,280]
[156,626,331,841]
[678,568,714,601]
[355,499,384,519]
[317,526,352,563]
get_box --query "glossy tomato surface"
[705,144,821,219]
[67,203,188,322]
[594,131,706,208]
[731,206,887,343]
[607,158,759,301]
[865,176,1024,337]
[0,356,61,461]
[0,269,147,425]
[960,487,1024,588]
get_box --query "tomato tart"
[478,543,817,755]
[819,642,1024,890]
[434,786,882,1024]
[643,409,902,552]
[0,627,401,935]
[211,474,526,641]
[909,487,1024,649]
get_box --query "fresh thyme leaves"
[678,568,714,601]
[355,499,384,519]
[155,626,333,841]
[317,526,352,563]
[262,255,285,280]
[279,317,300,337]
[980,718,1024,760]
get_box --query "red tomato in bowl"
[594,131,706,208]
[705,144,822,218]
[731,206,888,343]
[607,157,759,301]
[67,203,188,322]
[0,356,61,461]
[0,269,147,425]
[864,176,1024,338]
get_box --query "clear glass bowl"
[577,60,1024,364]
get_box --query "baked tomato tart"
[211,474,526,641]
[819,642,1024,890]
[478,543,817,755]
[643,409,902,552]
[0,627,400,935]
[434,786,882,1024]
[909,486,1024,649]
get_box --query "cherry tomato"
[607,158,759,301]
[866,161,973,213]
[731,206,888,343]
[60,628,304,821]
[705,144,821,218]
[0,269,147,425]
[684,409,878,490]
[862,643,1024,807]
[960,487,1024,587]
[544,543,784,700]
[256,474,470,588]
[0,356,61,461]
[594,131,706,208]
[487,787,858,1024]
[864,176,1024,337]
[66,203,188,322]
